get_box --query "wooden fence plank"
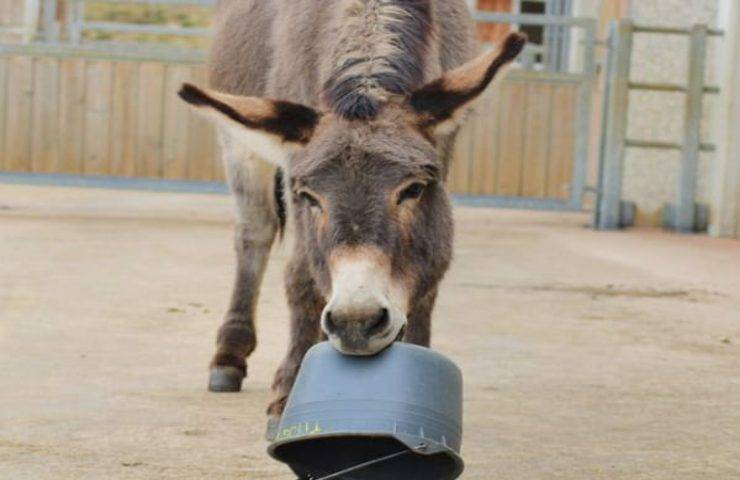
[186,66,216,181]
[547,84,577,199]
[83,60,113,175]
[520,83,553,198]
[495,81,526,196]
[162,64,191,180]
[4,56,34,172]
[482,85,504,196]
[0,57,8,170]
[210,124,223,182]
[110,61,139,177]
[470,85,502,195]
[204,60,223,180]
[137,62,165,178]
[58,58,86,173]
[468,93,488,195]
[447,125,465,191]
[31,58,61,173]
[449,116,474,194]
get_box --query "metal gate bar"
[595,19,724,231]
[595,20,632,230]
[677,25,708,232]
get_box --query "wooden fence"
[0,47,578,199]
[450,73,577,199]
[0,48,222,181]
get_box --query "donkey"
[179,0,525,425]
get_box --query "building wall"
[622,0,721,226]
[475,0,513,43]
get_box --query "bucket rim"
[268,430,464,478]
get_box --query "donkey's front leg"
[209,149,278,392]
[403,288,438,347]
[267,254,324,423]
[209,221,276,392]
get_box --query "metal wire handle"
[302,443,427,480]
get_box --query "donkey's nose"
[322,305,392,354]
[324,307,390,336]
[364,308,390,336]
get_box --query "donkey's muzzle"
[323,246,408,355]
[322,306,395,355]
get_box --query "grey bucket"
[267,342,464,480]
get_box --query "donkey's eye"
[298,191,322,210]
[398,182,426,204]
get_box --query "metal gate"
[448,12,597,211]
[595,20,723,232]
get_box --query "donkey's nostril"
[324,311,337,334]
[365,308,390,336]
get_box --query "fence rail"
[66,0,213,44]
[0,42,581,202]
[0,9,596,210]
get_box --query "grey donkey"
[179,0,526,427]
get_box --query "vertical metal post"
[596,20,633,229]
[521,45,536,70]
[22,0,41,42]
[675,24,708,232]
[70,0,84,44]
[569,19,597,210]
[42,0,59,41]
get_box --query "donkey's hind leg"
[209,138,280,392]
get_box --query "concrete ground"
[1,183,739,480]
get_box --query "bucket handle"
[305,443,428,480]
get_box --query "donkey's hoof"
[208,366,244,392]
[265,414,281,442]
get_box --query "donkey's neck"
[322,0,433,120]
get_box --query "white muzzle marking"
[322,248,408,355]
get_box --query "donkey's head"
[180,33,525,355]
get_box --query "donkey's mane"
[322,0,433,120]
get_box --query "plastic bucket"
[268,342,464,480]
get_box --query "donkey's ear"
[178,83,321,166]
[409,32,526,134]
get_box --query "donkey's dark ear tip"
[178,83,209,106]
[502,32,528,60]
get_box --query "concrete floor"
[1,184,739,480]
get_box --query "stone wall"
[622,0,721,225]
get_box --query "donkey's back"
[209,0,476,104]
